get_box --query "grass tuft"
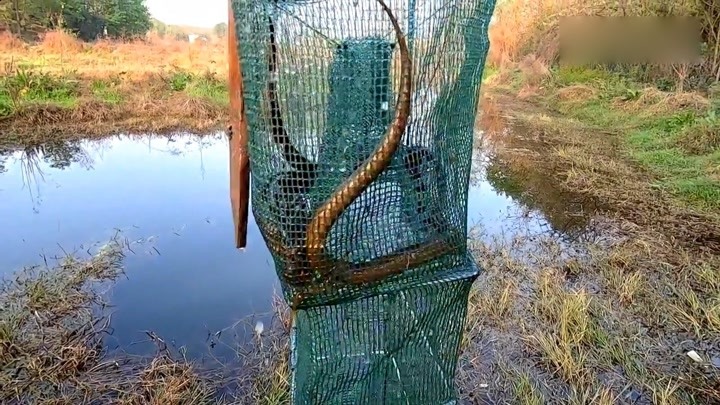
[512,371,545,405]
[675,120,720,155]
[39,30,84,55]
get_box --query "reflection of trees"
[141,133,223,157]
[0,149,9,174]
[22,140,96,171]
[18,145,46,214]
[5,140,96,213]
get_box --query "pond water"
[0,129,587,362]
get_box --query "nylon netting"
[230,0,495,402]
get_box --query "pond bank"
[480,86,720,254]
[0,70,229,143]
[1,34,231,143]
[0,234,290,404]
[0,237,214,403]
[456,81,720,403]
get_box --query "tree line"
[0,0,152,41]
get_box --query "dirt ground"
[455,90,720,404]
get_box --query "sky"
[144,0,228,28]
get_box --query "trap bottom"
[289,256,480,404]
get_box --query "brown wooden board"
[227,0,250,248]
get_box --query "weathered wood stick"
[228,0,250,249]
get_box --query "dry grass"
[629,87,712,114]
[0,232,294,405]
[0,69,229,142]
[129,356,216,405]
[0,31,227,79]
[556,84,598,102]
[462,224,720,403]
[457,92,720,403]
[232,295,292,405]
[39,30,84,55]
[517,54,551,87]
[0,31,230,140]
[512,372,545,405]
[1,92,227,143]
[0,236,215,404]
[0,32,25,51]
[487,0,581,68]
[487,0,720,93]
[675,121,720,155]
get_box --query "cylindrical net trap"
[229,0,496,402]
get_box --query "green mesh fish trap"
[230,0,496,402]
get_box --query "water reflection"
[0,151,8,174]
[0,123,599,361]
[23,140,96,170]
[0,133,279,362]
[473,96,604,248]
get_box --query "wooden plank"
[228,0,250,249]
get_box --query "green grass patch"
[625,116,719,210]
[551,97,649,131]
[163,68,228,106]
[630,147,703,176]
[557,99,622,127]
[544,71,650,130]
[553,66,615,86]
[184,71,229,106]
[666,177,720,210]
[90,78,123,104]
[543,67,720,211]
[550,66,640,100]
[512,372,544,405]
[167,69,194,91]
[626,129,674,151]
[0,69,80,116]
[0,91,13,117]
[482,64,499,82]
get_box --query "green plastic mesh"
[290,259,478,404]
[231,0,495,402]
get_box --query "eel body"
[304,0,413,271]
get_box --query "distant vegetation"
[213,22,227,39]
[0,1,224,43]
[487,0,720,212]
[152,18,221,42]
[0,0,152,41]
[0,1,232,139]
[0,27,229,139]
[487,0,720,91]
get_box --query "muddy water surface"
[0,128,589,361]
